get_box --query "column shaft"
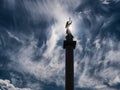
[65,46,74,90]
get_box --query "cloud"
[3,0,16,9]
[1,0,120,90]
[7,31,23,43]
[108,76,120,87]
[0,79,31,90]
[8,37,65,86]
[73,1,120,89]
[6,0,81,87]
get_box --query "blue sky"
[0,0,120,90]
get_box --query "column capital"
[63,34,76,49]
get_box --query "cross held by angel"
[65,17,72,35]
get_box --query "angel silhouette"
[65,17,72,35]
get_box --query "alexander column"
[63,18,76,90]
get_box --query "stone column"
[63,34,76,90]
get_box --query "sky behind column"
[0,0,120,90]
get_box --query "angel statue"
[65,17,72,35]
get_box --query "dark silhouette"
[63,19,76,90]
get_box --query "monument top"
[65,17,72,36]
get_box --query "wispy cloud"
[6,0,81,88]
[1,0,120,90]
